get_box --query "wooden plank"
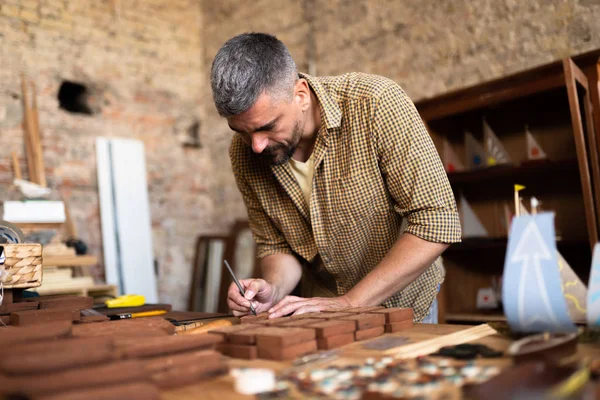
[11,151,21,180]
[43,255,99,267]
[20,74,37,183]
[29,80,46,187]
[563,58,599,248]
[415,62,565,121]
[582,61,600,232]
[10,309,80,326]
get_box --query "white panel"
[111,138,158,303]
[96,137,158,302]
[204,240,225,313]
[96,138,120,292]
[3,201,65,223]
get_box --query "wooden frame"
[187,235,227,312]
[564,58,600,247]
[217,220,260,314]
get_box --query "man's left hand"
[267,295,354,318]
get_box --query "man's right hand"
[227,278,279,316]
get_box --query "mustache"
[261,142,287,155]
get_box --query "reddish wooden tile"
[369,308,414,323]
[38,296,94,311]
[278,318,323,327]
[225,344,258,360]
[228,326,268,345]
[0,301,39,315]
[116,333,222,359]
[313,312,355,319]
[255,327,315,348]
[37,382,160,400]
[305,319,356,338]
[317,332,355,350]
[3,360,146,395]
[10,309,80,326]
[355,326,385,341]
[258,339,317,361]
[288,312,329,320]
[240,313,269,324]
[0,321,72,345]
[0,337,114,375]
[339,313,385,330]
[385,319,414,333]
[207,324,252,342]
[144,350,222,374]
[344,306,385,313]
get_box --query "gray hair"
[210,33,298,117]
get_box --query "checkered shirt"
[229,72,462,321]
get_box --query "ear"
[294,79,311,112]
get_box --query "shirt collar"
[299,73,342,131]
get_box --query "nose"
[251,134,269,154]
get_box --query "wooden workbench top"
[159,324,502,399]
[162,324,600,399]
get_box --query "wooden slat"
[20,74,37,183]
[11,151,22,180]
[563,58,599,248]
[416,62,565,121]
[30,80,46,187]
[43,255,98,267]
[582,61,600,233]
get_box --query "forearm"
[260,253,303,303]
[345,232,448,306]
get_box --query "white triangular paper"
[526,126,547,160]
[587,243,600,327]
[443,138,464,173]
[464,131,486,169]
[484,119,512,166]
[459,195,489,238]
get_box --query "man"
[210,33,461,322]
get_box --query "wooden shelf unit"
[416,50,600,324]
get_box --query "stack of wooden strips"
[210,306,414,360]
[385,324,498,359]
[0,318,227,399]
[0,294,102,326]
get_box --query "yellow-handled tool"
[106,294,145,308]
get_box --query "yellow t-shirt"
[288,152,315,208]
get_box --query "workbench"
[162,323,600,399]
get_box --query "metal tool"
[0,220,25,244]
[224,260,257,316]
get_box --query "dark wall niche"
[58,81,93,115]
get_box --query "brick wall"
[0,0,211,310]
[2,0,600,311]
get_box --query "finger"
[269,299,314,319]
[292,304,322,316]
[243,279,266,300]
[227,296,249,312]
[269,295,302,314]
[228,282,252,309]
[232,309,248,317]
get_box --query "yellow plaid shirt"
[229,72,461,321]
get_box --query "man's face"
[227,86,306,165]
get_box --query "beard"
[260,120,303,166]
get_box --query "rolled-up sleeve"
[372,84,462,244]
[229,137,294,259]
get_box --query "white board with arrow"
[502,213,577,333]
